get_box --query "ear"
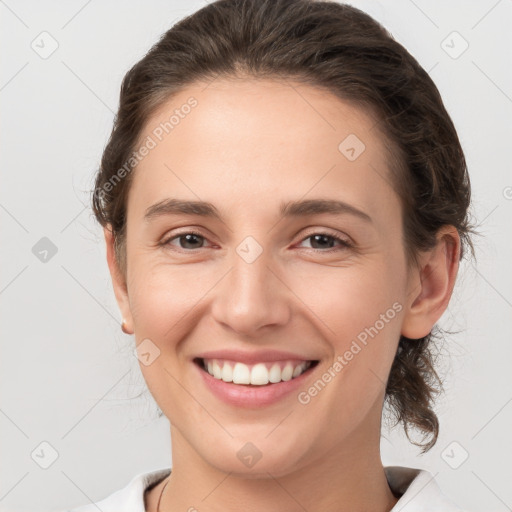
[401,225,460,339]
[104,225,134,334]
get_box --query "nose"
[210,245,291,337]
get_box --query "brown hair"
[92,0,477,453]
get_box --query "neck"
[160,425,399,512]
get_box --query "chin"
[197,432,311,479]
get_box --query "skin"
[104,77,460,512]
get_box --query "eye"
[297,231,353,251]
[161,231,212,251]
[160,229,353,252]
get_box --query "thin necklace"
[156,476,170,512]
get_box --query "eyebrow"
[144,198,373,224]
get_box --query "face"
[110,78,424,477]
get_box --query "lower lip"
[195,361,316,408]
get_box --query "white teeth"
[212,360,222,379]
[221,363,233,382]
[268,363,282,383]
[250,363,269,385]
[281,363,293,381]
[233,362,250,384]
[292,364,303,378]
[202,359,313,385]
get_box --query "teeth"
[269,363,281,383]
[212,360,222,379]
[281,363,293,381]
[221,362,233,382]
[202,359,312,385]
[251,363,269,385]
[233,362,250,384]
[292,364,303,378]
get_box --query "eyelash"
[160,229,353,253]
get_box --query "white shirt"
[61,466,467,512]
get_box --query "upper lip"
[194,349,318,364]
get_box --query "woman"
[67,0,476,510]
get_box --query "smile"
[195,358,317,385]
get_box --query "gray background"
[1,1,511,511]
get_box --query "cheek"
[127,263,207,416]
[129,247,406,349]
[288,258,405,402]
[127,260,212,335]
[289,259,403,342]
[288,264,404,431]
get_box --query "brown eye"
[163,231,210,250]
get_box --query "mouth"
[193,357,319,386]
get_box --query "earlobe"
[400,226,460,340]
[104,225,134,334]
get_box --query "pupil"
[312,234,333,248]
[182,234,202,249]
[179,234,335,250]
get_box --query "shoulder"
[58,467,171,512]
[385,466,468,512]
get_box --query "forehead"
[127,77,400,225]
